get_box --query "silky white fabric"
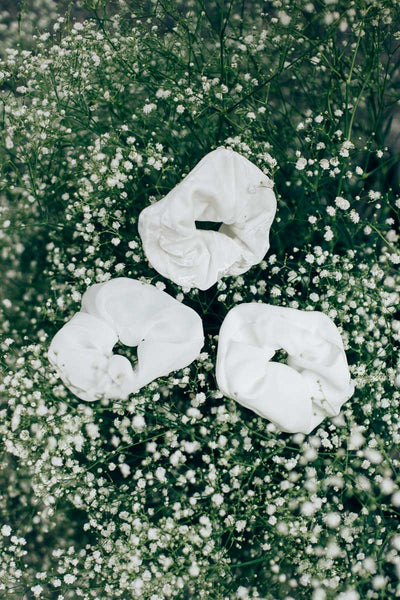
[396,372,400,389]
[138,147,277,290]
[48,278,204,402]
[216,303,354,434]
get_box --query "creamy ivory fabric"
[48,278,204,402]
[216,303,354,434]
[138,147,277,290]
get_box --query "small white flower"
[235,520,246,532]
[189,563,200,576]
[300,501,316,516]
[143,103,156,114]
[155,467,166,482]
[295,157,307,170]
[1,525,11,536]
[335,196,350,210]
[119,463,131,478]
[312,590,326,600]
[319,158,329,170]
[278,10,291,25]
[325,512,341,528]
[31,585,43,597]
[349,210,360,223]
[380,478,395,495]
[132,414,146,431]
[270,286,281,297]
[336,591,359,600]
[86,423,100,439]
[392,491,400,507]
[211,493,224,506]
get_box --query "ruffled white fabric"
[138,147,277,290]
[48,278,204,402]
[216,303,354,434]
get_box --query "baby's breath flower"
[335,196,350,210]
[295,157,307,170]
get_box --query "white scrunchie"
[48,278,204,402]
[216,303,354,434]
[138,147,277,290]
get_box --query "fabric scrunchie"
[216,303,354,434]
[138,147,277,290]
[48,277,204,401]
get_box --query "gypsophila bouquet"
[1,1,400,599]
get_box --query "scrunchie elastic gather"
[138,147,277,290]
[216,303,354,434]
[48,278,204,402]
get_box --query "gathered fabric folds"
[138,147,277,290]
[48,277,204,402]
[216,303,354,434]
